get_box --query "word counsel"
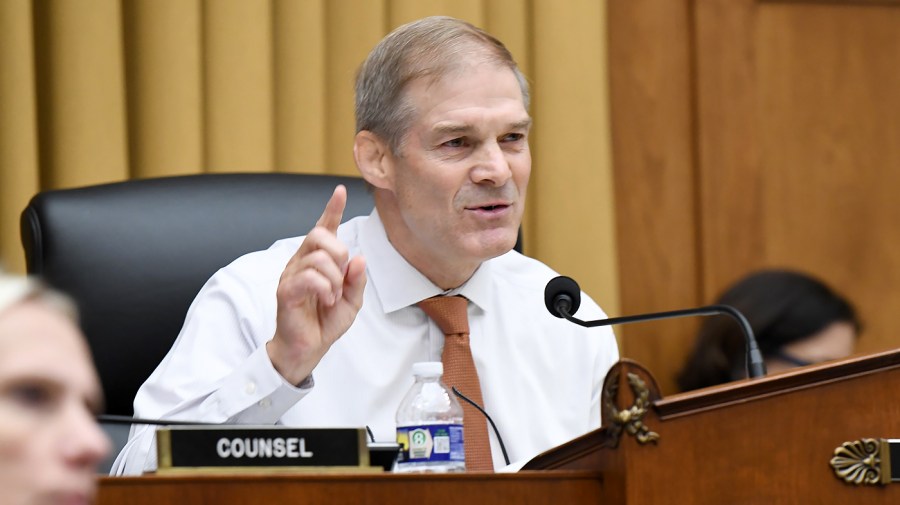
[216,436,313,460]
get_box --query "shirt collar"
[360,210,494,314]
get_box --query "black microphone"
[545,275,766,379]
[545,275,582,316]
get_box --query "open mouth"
[469,202,511,212]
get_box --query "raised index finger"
[315,185,347,233]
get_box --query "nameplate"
[156,426,373,474]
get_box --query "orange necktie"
[417,295,493,471]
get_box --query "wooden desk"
[97,471,604,505]
[100,349,900,504]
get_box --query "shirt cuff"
[201,345,312,424]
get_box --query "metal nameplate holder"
[831,438,900,485]
[156,426,382,474]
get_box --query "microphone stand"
[559,304,767,379]
[452,387,511,466]
[98,414,380,443]
[96,414,213,426]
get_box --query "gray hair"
[0,272,78,323]
[355,16,530,154]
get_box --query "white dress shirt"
[112,210,619,475]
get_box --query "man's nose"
[62,403,112,470]
[471,141,512,186]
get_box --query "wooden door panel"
[697,0,900,354]
[755,2,900,356]
[611,0,900,393]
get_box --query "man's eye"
[10,384,55,411]
[502,133,525,143]
[443,138,465,148]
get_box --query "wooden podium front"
[524,348,900,503]
[98,349,900,504]
[96,471,604,504]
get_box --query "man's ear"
[354,131,394,190]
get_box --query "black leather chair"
[20,173,374,419]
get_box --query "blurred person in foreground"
[0,272,110,504]
[677,269,860,392]
[114,16,619,474]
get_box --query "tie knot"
[418,295,469,335]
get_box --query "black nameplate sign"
[890,439,900,481]
[156,426,371,473]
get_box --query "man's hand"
[266,185,367,385]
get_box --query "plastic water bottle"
[394,362,465,473]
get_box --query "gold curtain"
[0,0,620,315]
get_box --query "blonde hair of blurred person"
[0,273,110,505]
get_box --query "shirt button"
[245,381,257,395]
[259,398,272,409]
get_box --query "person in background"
[677,269,860,392]
[0,272,110,504]
[115,16,618,474]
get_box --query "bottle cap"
[412,361,443,377]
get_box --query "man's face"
[0,301,110,505]
[378,63,531,285]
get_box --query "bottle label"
[396,424,464,464]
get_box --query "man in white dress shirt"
[114,16,618,475]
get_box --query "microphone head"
[544,276,582,318]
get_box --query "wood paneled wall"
[609,0,900,394]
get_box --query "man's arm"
[267,185,367,385]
